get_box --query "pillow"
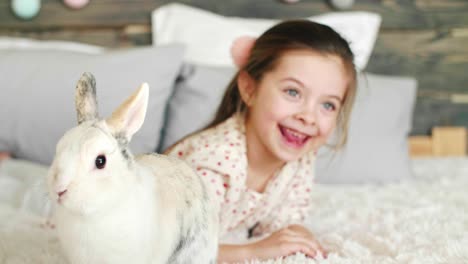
[151,3,381,70]
[0,45,185,165]
[315,73,418,184]
[158,64,236,152]
[0,37,104,54]
[159,67,417,184]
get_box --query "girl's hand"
[249,224,327,260]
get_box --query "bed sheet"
[0,158,467,264]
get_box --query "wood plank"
[0,25,152,47]
[432,127,467,156]
[409,136,433,157]
[211,0,468,29]
[367,29,468,93]
[1,0,468,30]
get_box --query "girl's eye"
[95,155,106,169]
[285,88,300,98]
[322,102,336,111]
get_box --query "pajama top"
[166,114,315,243]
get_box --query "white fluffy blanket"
[0,158,467,264]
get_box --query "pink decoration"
[230,36,257,68]
[63,0,89,9]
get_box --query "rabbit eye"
[95,155,106,169]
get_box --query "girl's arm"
[218,244,254,263]
[218,226,324,263]
[219,174,326,262]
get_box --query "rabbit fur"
[47,72,218,264]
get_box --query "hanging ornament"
[63,0,89,9]
[329,0,355,10]
[280,0,301,3]
[11,0,41,20]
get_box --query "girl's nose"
[296,109,316,125]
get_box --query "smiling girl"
[165,20,357,262]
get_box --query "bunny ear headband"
[230,36,257,68]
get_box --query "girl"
[165,20,357,262]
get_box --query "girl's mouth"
[279,125,310,148]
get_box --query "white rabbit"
[47,72,218,264]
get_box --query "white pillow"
[152,3,381,70]
[0,37,104,54]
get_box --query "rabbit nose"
[57,189,68,198]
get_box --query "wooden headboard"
[1,0,468,138]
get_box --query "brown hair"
[207,20,357,148]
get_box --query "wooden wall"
[1,0,468,135]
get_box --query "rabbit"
[47,72,218,264]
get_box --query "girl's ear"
[237,71,256,106]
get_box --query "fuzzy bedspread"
[0,158,467,264]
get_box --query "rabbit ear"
[106,83,149,142]
[75,72,99,124]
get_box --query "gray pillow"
[315,72,418,184]
[159,64,236,152]
[0,45,185,165]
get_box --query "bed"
[1,156,467,264]
[1,2,467,264]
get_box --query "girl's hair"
[207,19,357,149]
